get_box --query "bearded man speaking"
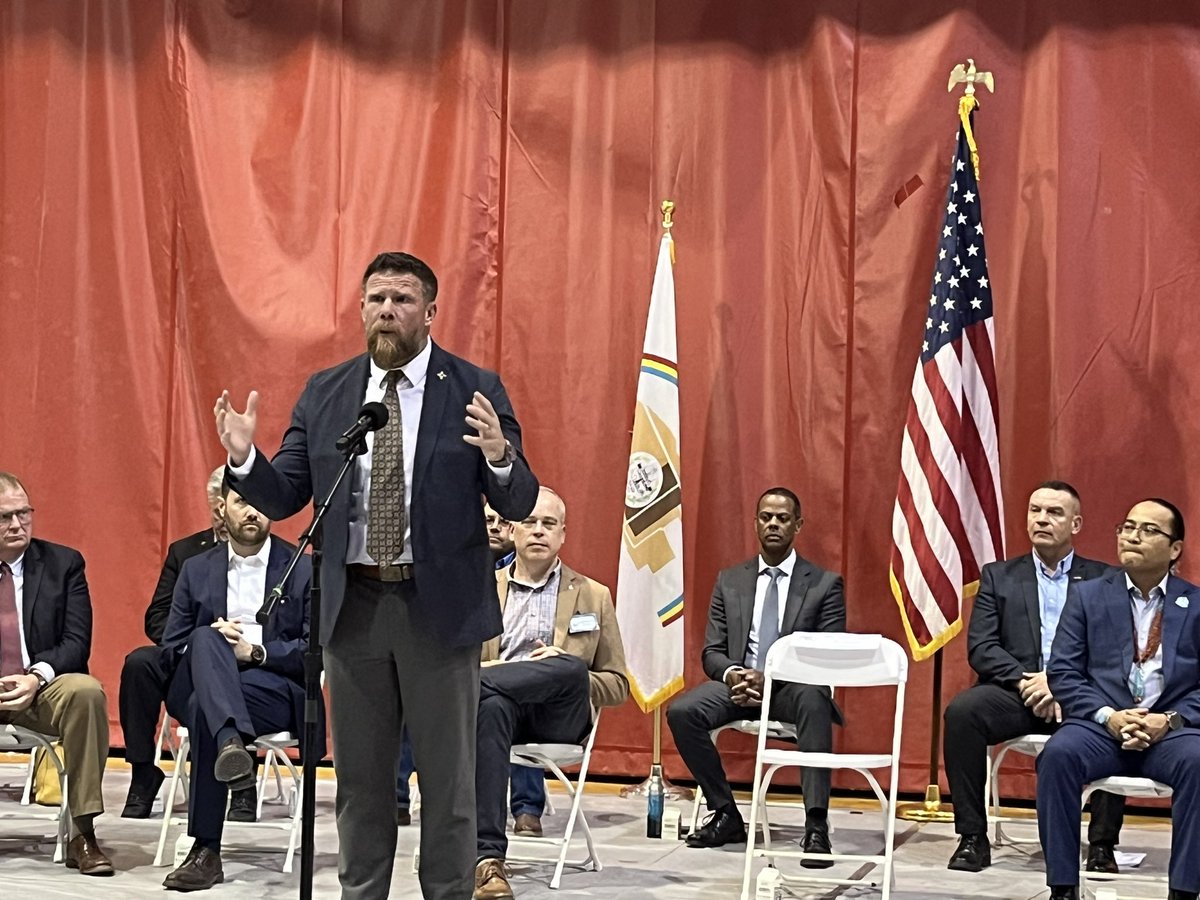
[214,252,539,900]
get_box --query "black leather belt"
[347,563,415,583]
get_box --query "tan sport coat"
[484,562,629,710]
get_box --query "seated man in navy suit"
[666,487,845,864]
[160,483,317,891]
[119,466,261,820]
[1038,498,1200,900]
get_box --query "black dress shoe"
[1169,890,1199,900]
[164,844,224,891]
[947,832,991,872]
[226,786,258,822]
[685,808,747,848]
[214,737,256,791]
[800,824,834,869]
[1085,842,1118,873]
[121,766,166,819]
[1048,887,1078,900]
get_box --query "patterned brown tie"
[0,562,23,677]
[367,369,406,567]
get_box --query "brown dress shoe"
[474,857,515,900]
[512,813,542,836]
[164,844,224,891]
[65,834,114,876]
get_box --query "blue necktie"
[747,567,783,669]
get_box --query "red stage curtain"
[3,2,1199,800]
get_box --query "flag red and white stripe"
[890,104,1005,661]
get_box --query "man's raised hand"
[214,390,259,467]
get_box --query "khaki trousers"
[5,673,109,817]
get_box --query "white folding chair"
[986,732,1049,845]
[688,719,803,836]
[740,633,908,900]
[0,724,71,862]
[1079,775,1172,896]
[154,723,304,873]
[504,711,603,889]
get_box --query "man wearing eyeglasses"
[1038,498,1200,900]
[943,481,1124,874]
[0,472,113,875]
[473,487,628,900]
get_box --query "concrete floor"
[0,759,1176,899]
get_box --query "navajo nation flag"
[616,227,686,712]
[890,101,1005,661]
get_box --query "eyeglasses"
[1116,522,1173,541]
[0,507,34,525]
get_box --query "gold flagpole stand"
[621,708,694,800]
[896,649,954,822]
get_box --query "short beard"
[367,328,420,370]
[228,520,268,551]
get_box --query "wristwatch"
[1166,710,1185,731]
[489,439,516,467]
[26,668,49,691]
[250,645,266,667]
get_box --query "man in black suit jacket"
[118,466,230,818]
[158,484,317,891]
[215,252,539,900]
[943,481,1123,873]
[0,472,113,875]
[667,487,845,864]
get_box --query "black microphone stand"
[257,435,366,900]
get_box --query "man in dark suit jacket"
[158,483,318,891]
[0,472,113,875]
[943,481,1124,873]
[215,252,539,900]
[1039,498,1200,900]
[667,487,845,864]
[118,466,231,818]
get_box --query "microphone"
[335,401,389,452]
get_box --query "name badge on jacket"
[568,613,599,634]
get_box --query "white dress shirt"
[1126,572,1167,710]
[724,549,797,681]
[226,537,270,647]
[1,553,56,684]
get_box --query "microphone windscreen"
[360,401,389,429]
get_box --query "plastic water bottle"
[646,764,665,838]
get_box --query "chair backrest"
[763,632,908,688]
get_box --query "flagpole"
[620,200,692,802]
[620,707,693,800]
[897,59,996,823]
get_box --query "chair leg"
[284,777,302,874]
[689,784,705,834]
[156,737,190,867]
[53,770,70,863]
[21,747,37,806]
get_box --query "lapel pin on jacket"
[1177,596,1190,609]
[437,370,447,380]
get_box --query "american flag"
[890,109,1005,661]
